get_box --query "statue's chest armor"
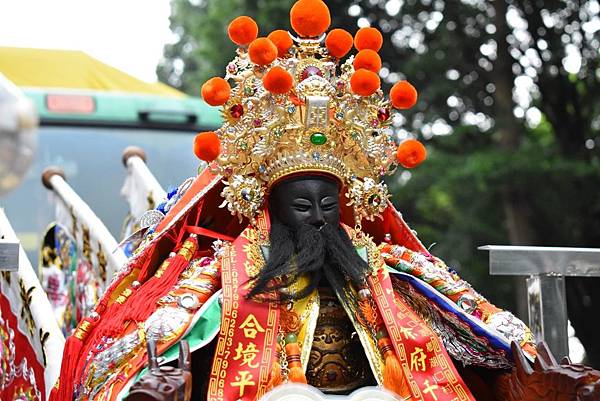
[306,289,375,393]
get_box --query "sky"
[0,0,173,82]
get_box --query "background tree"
[158,0,291,91]
[158,0,600,366]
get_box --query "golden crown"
[194,0,426,223]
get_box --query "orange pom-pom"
[290,0,331,38]
[193,131,221,162]
[390,80,418,109]
[353,49,382,73]
[350,69,380,97]
[263,66,293,94]
[268,30,293,58]
[248,37,278,65]
[354,27,383,51]
[325,28,353,58]
[200,77,230,106]
[228,16,258,46]
[396,139,427,168]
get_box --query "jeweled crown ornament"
[193,0,427,223]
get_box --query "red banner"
[0,292,46,401]
[208,212,279,401]
[368,270,476,401]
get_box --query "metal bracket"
[0,239,19,271]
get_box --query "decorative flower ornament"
[193,0,426,224]
[346,178,390,222]
[220,175,265,222]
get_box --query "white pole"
[121,146,167,221]
[42,167,127,285]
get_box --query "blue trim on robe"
[388,268,515,360]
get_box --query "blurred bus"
[0,47,220,264]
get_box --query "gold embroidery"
[115,288,133,304]
[81,224,93,264]
[241,228,266,277]
[409,347,427,372]
[74,320,92,341]
[154,260,170,278]
[239,314,265,339]
[96,243,107,283]
[335,284,384,384]
[400,326,416,340]
[179,247,193,261]
[231,371,255,397]
[423,379,440,400]
[233,342,260,368]
[19,279,36,337]
[147,190,155,210]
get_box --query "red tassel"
[68,235,198,383]
[128,238,196,323]
[51,339,81,400]
[51,258,145,399]
[50,316,97,401]
[99,236,198,338]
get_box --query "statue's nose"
[310,206,326,230]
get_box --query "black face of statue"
[247,175,369,302]
[268,175,340,230]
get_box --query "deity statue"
[49,1,567,400]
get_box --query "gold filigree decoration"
[346,178,390,223]
[96,243,107,283]
[220,176,265,223]
[69,206,77,237]
[1,271,11,285]
[19,279,36,337]
[82,224,91,262]
[242,227,266,278]
[147,190,155,210]
[39,328,49,366]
